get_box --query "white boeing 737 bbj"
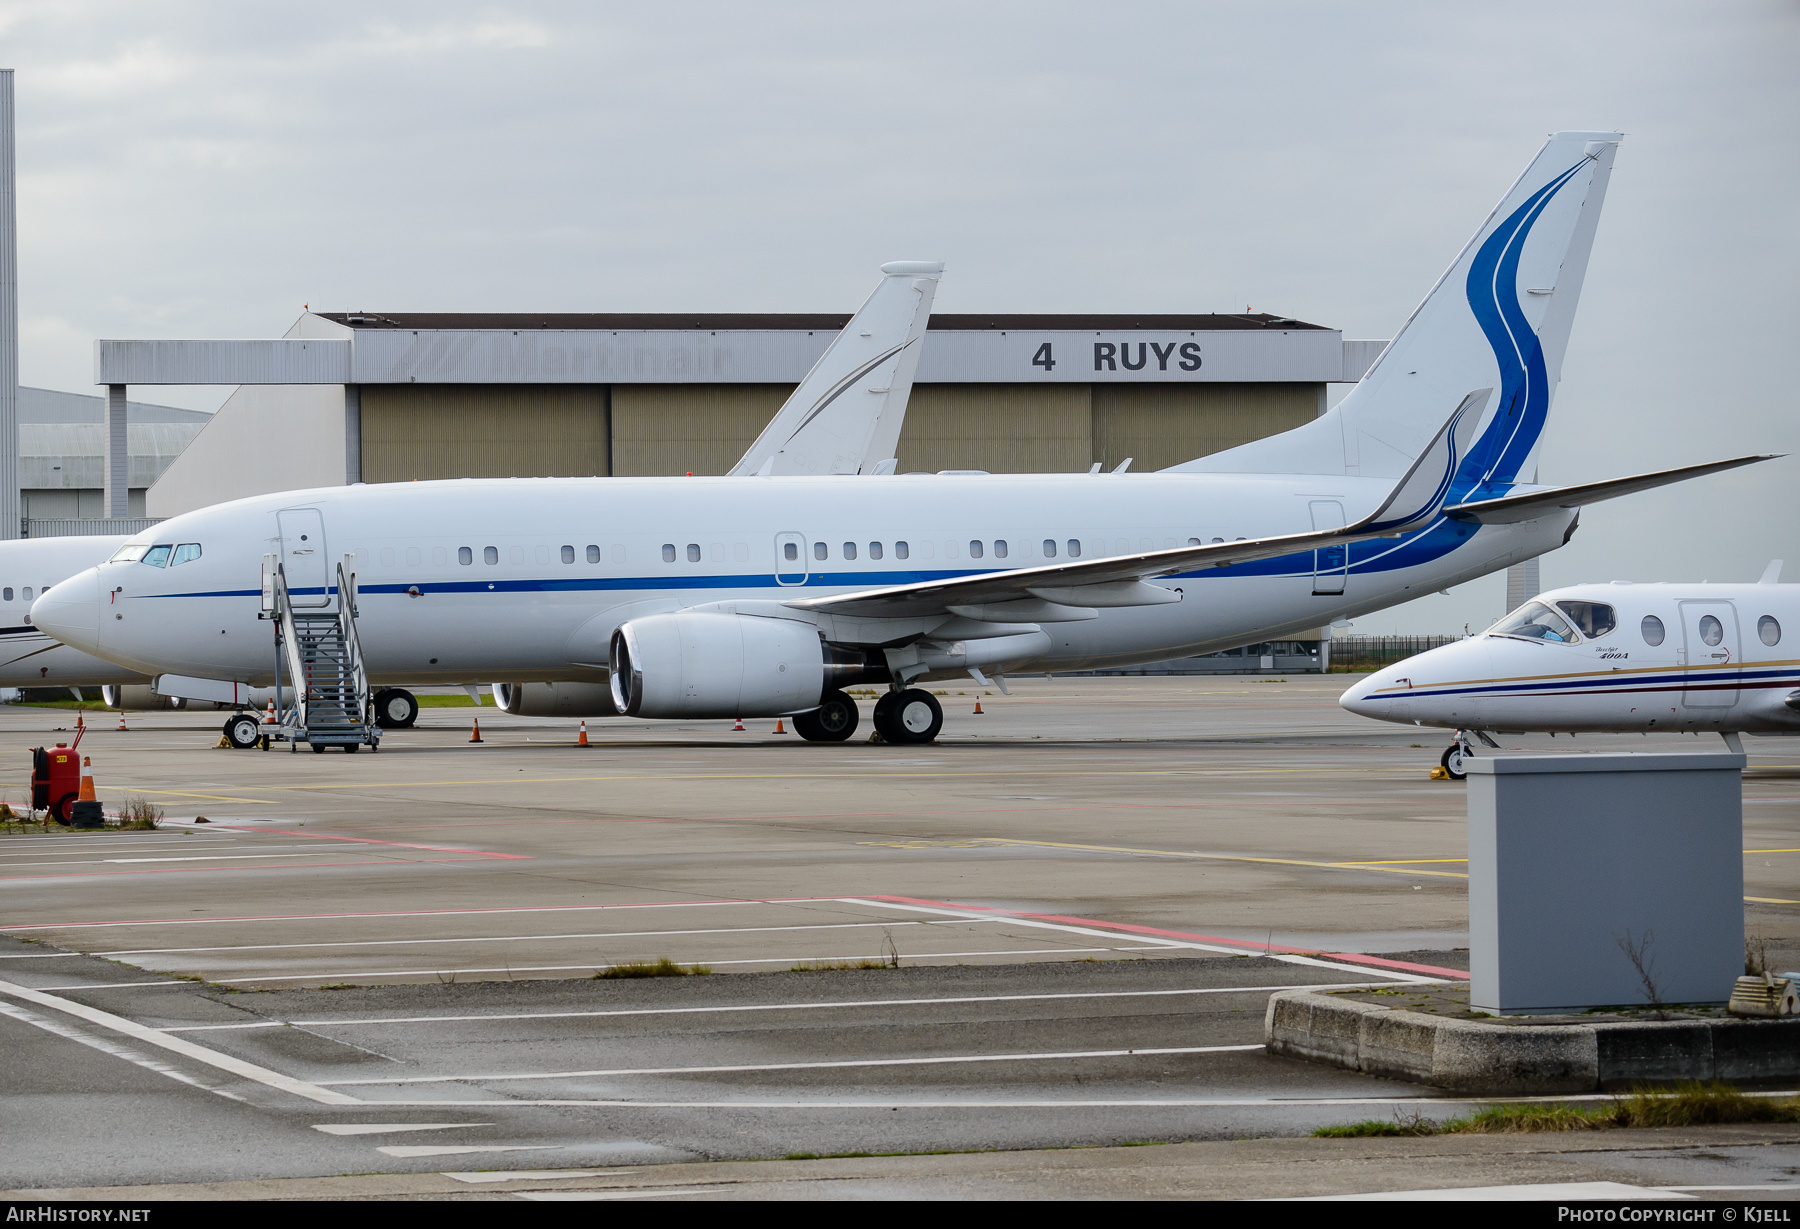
[1341,565,1800,778]
[32,132,1771,746]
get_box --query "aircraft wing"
[1442,454,1777,525]
[783,393,1482,620]
[728,261,943,478]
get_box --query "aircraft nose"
[1339,667,1399,718]
[32,567,102,654]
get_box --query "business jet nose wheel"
[1441,741,1470,781]
[873,688,944,745]
[224,713,262,750]
[792,689,859,742]
[373,688,418,729]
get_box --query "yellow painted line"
[1745,848,1800,854]
[1330,858,1468,866]
[972,838,1471,879]
[93,787,275,805]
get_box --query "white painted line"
[0,976,360,1105]
[164,981,1406,1032]
[1659,1185,1800,1192]
[0,998,244,1102]
[518,1190,714,1202]
[445,1169,626,1184]
[312,1122,491,1136]
[838,897,1445,984]
[321,1043,1265,1086]
[377,1144,564,1158]
[0,953,68,959]
[1288,1181,1684,1202]
[105,918,981,957]
[28,981,198,991]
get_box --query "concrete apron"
[1266,990,1800,1095]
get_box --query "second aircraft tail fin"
[730,261,942,477]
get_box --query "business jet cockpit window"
[108,544,149,563]
[171,544,202,567]
[1490,601,1579,644]
[139,545,174,568]
[1554,600,1616,639]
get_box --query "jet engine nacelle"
[492,681,620,718]
[610,613,827,719]
[101,685,181,711]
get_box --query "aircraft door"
[276,508,331,608]
[1678,600,1739,708]
[1309,500,1347,595]
[774,532,808,586]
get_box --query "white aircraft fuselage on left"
[40,131,1772,744]
[1341,578,1800,740]
[0,535,148,689]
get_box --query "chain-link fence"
[1328,634,1461,673]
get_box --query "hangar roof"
[313,311,1329,333]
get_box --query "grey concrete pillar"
[1505,558,1540,616]
[103,383,128,518]
[0,71,18,539]
[344,384,361,484]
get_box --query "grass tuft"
[1315,1083,1800,1138]
[593,957,710,979]
[789,959,893,972]
[113,795,163,830]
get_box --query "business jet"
[34,132,1771,747]
[1340,563,1800,777]
[5,262,943,735]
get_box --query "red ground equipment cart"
[31,726,84,824]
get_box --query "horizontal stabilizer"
[1442,454,1778,524]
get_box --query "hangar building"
[112,312,1385,518]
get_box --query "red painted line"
[0,896,834,931]
[865,895,1471,980]
[218,824,529,860]
[0,856,498,884]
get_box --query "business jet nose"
[1339,667,1401,719]
[32,567,102,654]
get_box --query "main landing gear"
[873,688,943,745]
[793,689,859,742]
[223,712,262,750]
[373,688,419,729]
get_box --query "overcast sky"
[2,1,1795,632]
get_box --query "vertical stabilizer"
[730,261,943,476]
[1170,132,1622,488]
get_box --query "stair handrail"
[336,557,370,730]
[270,561,309,733]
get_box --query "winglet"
[729,261,943,477]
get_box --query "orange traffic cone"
[973,696,984,714]
[470,717,483,743]
[577,720,590,747]
[78,756,96,802]
[262,699,277,725]
[774,718,786,734]
[117,711,129,731]
[732,716,745,731]
[75,712,84,731]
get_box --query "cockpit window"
[1490,601,1579,644]
[170,543,202,567]
[140,545,174,568]
[1555,600,1616,638]
[108,544,149,564]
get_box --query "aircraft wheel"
[224,713,261,750]
[793,689,859,742]
[1440,743,1469,780]
[876,689,943,745]
[374,688,418,729]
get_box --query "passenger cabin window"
[587,545,601,563]
[843,542,857,560]
[108,544,149,563]
[171,544,202,567]
[686,543,701,562]
[484,546,499,565]
[784,542,798,562]
[994,540,1008,559]
[1043,539,1057,558]
[1759,615,1781,646]
[1699,614,1724,646]
[22,588,30,601]
[141,545,173,567]
[1641,615,1666,646]
[1490,601,1577,644]
[1555,601,1616,638]
[814,542,828,561]
[662,544,677,563]
[868,542,882,560]
[969,540,984,559]
[895,541,910,560]
[562,545,575,564]
[1067,540,1081,558]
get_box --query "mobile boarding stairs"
[259,553,380,753]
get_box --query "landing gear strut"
[1439,729,1490,780]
